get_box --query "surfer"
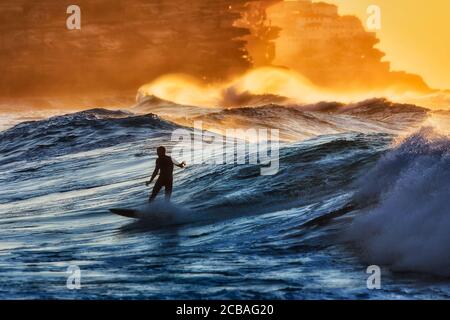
[146,146,186,202]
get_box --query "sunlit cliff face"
[0,0,251,99]
[265,1,430,93]
[1,0,448,110]
[140,0,449,109]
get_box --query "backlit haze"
[139,0,450,109]
[1,0,449,111]
[325,0,450,90]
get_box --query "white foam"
[345,127,450,276]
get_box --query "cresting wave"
[2,100,450,299]
[0,104,395,217]
[0,109,179,164]
[0,112,392,237]
[344,127,450,276]
[134,97,428,141]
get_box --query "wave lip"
[186,99,428,141]
[0,108,181,164]
[345,127,450,276]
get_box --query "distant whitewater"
[1,98,450,299]
[134,96,428,141]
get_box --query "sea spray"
[344,127,450,276]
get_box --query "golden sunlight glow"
[321,0,450,90]
[229,67,320,101]
[138,1,450,110]
[139,67,450,109]
[139,74,222,107]
[139,67,324,107]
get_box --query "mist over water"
[137,68,450,110]
[1,99,450,299]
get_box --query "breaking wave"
[345,127,450,276]
[2,99,450,299]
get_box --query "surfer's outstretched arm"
[172,158,186,168]
[146,160,160,186]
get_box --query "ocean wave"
[0,108,180,164]
[183,100,427,141]
[345,127,450,276]
[178,132,391,217]
[2,103,449,297]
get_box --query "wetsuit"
[149,155,174,202]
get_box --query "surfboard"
[109,208,141,219]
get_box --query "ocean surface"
[1,98,450,299]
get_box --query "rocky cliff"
[0,0,431,106]
[0,0,257,99]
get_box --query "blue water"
[1,107,450,299]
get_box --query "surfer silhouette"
[146,146,186,202]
